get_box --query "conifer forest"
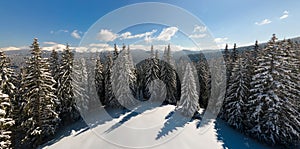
[0,34,299,148]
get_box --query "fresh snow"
[41,105,271,149]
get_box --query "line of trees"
[0,39,202,148]
[0,39,81,148]
[220,34,300,146]
[1,34,299,148]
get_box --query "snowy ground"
[41,105,272,149]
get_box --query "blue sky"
[0,0,299,51]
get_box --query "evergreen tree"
[196,53,211,109]
[57,45,79,124]
[0,52,16,98]
[72,58,89,113]
[0,91,14,149]
[223,44,232,81]
[113,44,119,60]
[95,57,105,105]
[85,55,98,109]
[111,46,137,108]
[176,63,199,117]
[284,40,300,112]
[246,35,300,145]
[161,44,177,104]
[21,38,59,147]
[0,51,18,148]
[231,43,238,63]
[221,55,250,130]
[144,53,160,100]
[49,49,60,89]
[104,54,120,107]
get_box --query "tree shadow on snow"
[195,110,215,129]
[156,110,201,140]
[104,102,162,134]
[215,118,274,149]
[39,119,88,148]
[84,106,130,129]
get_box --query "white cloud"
[43,41,57,45]
[255,19,272,25]
[214,37,228,43]
[119,29,157,40]
[71,30,81,39]
[193,25,207,33]
[97,29,118,42]
[89,43,110,47]
[50,29,68,34]
[214,37,229,49]
[189,34,207,39]
[1,46,21,51]
[88,43,113,51]
[42,43,67,51]
[280,10,289,20]
[130,44,197,51]
[156,27,178,41]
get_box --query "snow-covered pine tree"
[196,53,211,109]
[111,46,137,108]
[144,47,160,100]
[0,90,14,149]
[95,57,105,105]
[176,63,199,117]
[72,58,89,113]
[223,44,232,81]
[113,44,119,60]
[126,46,138,99]
[85,54,98,109]
[286,39,300,112]
[57,44,79,124]
[48,49,60,89]
[246,35,300,145]
[104,54,120,107]
[0,51,18,148]
[220,55,250,130]
[0,52,16,99]
[160,44,177,104]
[21,38,59,147]
[231,43,238,63]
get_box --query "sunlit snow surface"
[41,105,271,149]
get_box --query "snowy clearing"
[41,105,271,149]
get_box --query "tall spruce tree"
[104,54,120,107]
[221,55,250,130]
[196,53,211,109]
[49,49,60,89]
[21,38,59,147]
[72,58,89,113]
[111,46,137,108]
[246,35,300,145]
[95,57,105,105]
[231,43,238,63]
[161,45,177,104]
[0,90,14,149]
[144,49,160,100]
[57,45,79,124]
[0,51,17,148]
[176,63,199,117]
[0,52,16,99]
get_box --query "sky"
[0,0,300,51]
